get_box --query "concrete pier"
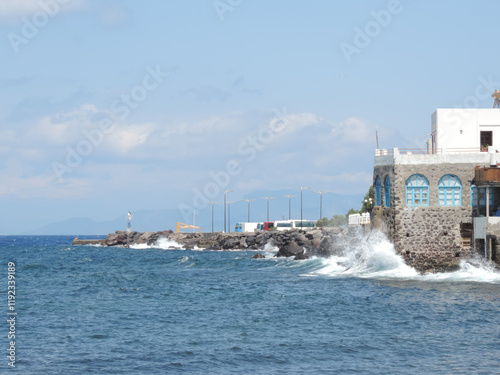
[72,238,105,246]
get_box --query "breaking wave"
[308,230,500,284]
[130,237,184,250]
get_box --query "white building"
[431,108,500,153]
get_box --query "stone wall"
[100,228,350,260]
[373,164,395,241]
[374,162,477,272]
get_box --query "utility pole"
[282,194,297,220]
[227,201,236,232]
[313,190,331,220]
[262,197,276,222]
[209,202,219,232]
[242,199,256,222]
[300,187,311,228]
[224,190,233,232]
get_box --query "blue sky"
[1,0,500,233]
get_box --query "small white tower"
[492,90,500,108]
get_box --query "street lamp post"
[227,201,236,232]
[262,197,276,222]
[364,197,373,213]
[242,199,256,222]
[282,194,297,220]
[313,190,331,220]
[300,187,311,228]
[224,190,233,233]
[209,201,219,232]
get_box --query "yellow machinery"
[176,222,202,233]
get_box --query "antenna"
[492,90,500,108]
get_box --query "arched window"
[384,176,391,207]
[375,177,382,206]
[405,174,429,206]
[471,184,477,207]
[438,174,462,206]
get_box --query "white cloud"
[277,112,322,134]
[0,0,85,22]
[0,175,50,195]
[161,113,242,138]
[27,103,99,145]
[0,101,388,206]
[0,0,45,16]
[331,117,378,144]
[107,123,158,154]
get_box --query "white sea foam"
[311,230,418,279]
[262,242,279,257]
[419,257,500,284]
[130,237,184,250]
[308,230,500,284]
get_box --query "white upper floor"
[431,108,500,152]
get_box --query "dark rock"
[295,234,309,246]
[252,253,265,259]
[105,232,127,246]
[136,231,154,244]
[222,237,240,250]
[277,241,304,258]
[246,236,256,245]
[294,252,310,260]
[317,236,335,257]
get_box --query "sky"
[1,0,500,234]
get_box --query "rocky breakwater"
[103,227,350,260]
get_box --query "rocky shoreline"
[77,226,475,273]
[101,227,351,260]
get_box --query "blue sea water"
[1,233,500,374]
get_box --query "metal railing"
[348,213,371,226]
[375,147,485,156]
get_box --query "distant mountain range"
[24,191,364,235]
[25,209,180,236]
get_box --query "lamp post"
[242,199,256,222]
[282,194,297,220]
[364,197,373,213]
[300,187,311,228]
[224,189,233,233]
[262,197,276,222]
[227,201,236,232]
[209,201,219,232]
[313,190,330,220]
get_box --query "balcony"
[475,167,500,185]
[374,147,492,167]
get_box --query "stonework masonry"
[372,160,485,273]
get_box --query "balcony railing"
[375,147,484,156]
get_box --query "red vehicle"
[263,221,275,231]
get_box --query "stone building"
[372,108,500,272]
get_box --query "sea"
[1,232,500,374]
